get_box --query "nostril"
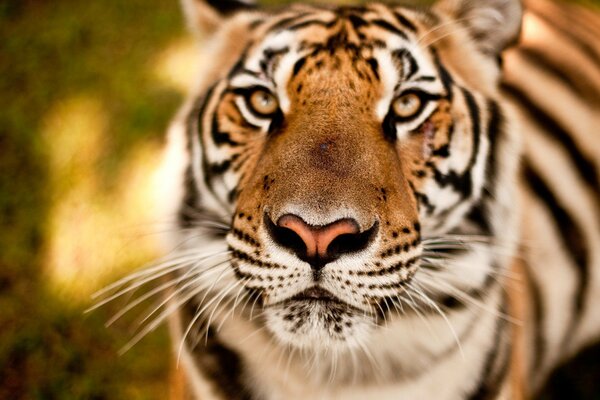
[265,213,378,270]
[265,215,307,258]
[326,221,378,258]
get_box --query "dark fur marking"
[533,9,600,70]
[392,48,418,80]
[370,19,409,40]
[393,11,418,32]
[181,307,253,400]
[432,50,454,100]
[356,256,418,276]
[292,57,307,77]
[211,113,241,147]
[466,302,509,400]
[524,260,546,371]
[367,58,380,80]
[232,228,260,247]
[232,248,285,269]
[437,271,496,311]
[206,0,254,16]
[287,18,338,31]
[267,13,312,32]
[524,161,590,335]
[518,47,597,102]
[502,83,599,198]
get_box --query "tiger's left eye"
[392,93,422,119]
[248,89,279,116]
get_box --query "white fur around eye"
[235,97,272,131]
[394,100,438,141]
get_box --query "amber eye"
[392,92,422,119]
[248,89,279,116]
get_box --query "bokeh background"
[1,0,599,398]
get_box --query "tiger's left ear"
[181,0,257,37]
[434,0,523,54]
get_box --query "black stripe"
[366,58,380,80]
[196,85,239,209]
[517,47,594,101]
[370,19,408,40]
[182,303,253,400]
[292,57,307,77]
[392,48,418,80]
[485,100,502,191]
[228,187,239,203]
[211,113,240,147]
[196,85,221,194]
[465,100,503,236]
[208,157,234,176]
[533,10,600,70]
[206,0,254,16]
[502,84,600,198]
[287,18,337,31]
[393,11,418,32]
[524,262,546,370]
[466,301,509,400]
[428,164,471,199]
[179,94,212,228]
[523,161,590,322]
[432,50,454,100]
[348,14,368,29]
[427,88,480,200]
[410,186,435,215]
[462,87,481,175]
[466,202,493,236]
[267,13,312,32]
[261,46,290,74]
[436,270,496,311]
[227,50,251,79]
[178,165,200,228]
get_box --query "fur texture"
[101,0,600,398]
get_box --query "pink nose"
[277,215,360,259]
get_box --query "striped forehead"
[232,5,443,118]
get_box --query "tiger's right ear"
[180,0,257,36]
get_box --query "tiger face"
[178,0,521,353]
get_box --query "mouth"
[263,285,375,350]
[291,286,342,305]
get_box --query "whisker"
[215,281,251,333]
[138,261,231,326]
[91,249,218,299]
[177,279,244,365]
[408,283,465,359]
[88,251,230,312]
[416,273,520,324]
[118,265,231,355]
[105,261,228,327]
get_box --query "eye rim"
[245,87,279,118]
[391,90,427,121]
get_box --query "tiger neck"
[175,282,513,400]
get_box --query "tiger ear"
[180,0,257,36]
[434,0,523,54]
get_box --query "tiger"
[111,0,600,398]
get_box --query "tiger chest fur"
[149,0,600,398]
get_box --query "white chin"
[263,300,374,351]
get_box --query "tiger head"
[170,0,522,353]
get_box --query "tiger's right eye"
[392,92,422,119]
[248,89,279,117]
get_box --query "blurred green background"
[1,0,599,398]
